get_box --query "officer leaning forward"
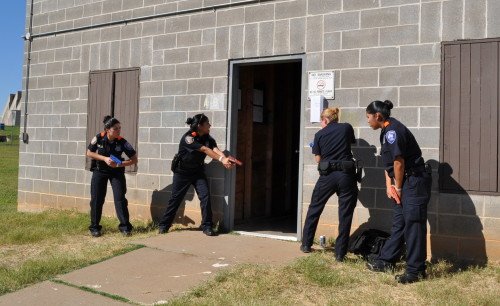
[158,114,234,236]
[365,100,432,284]
[86,116,138,237]
[300,107,358,262]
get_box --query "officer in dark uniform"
[86,116,138,237]
[365,100,432,284]
[158,114,234,236]
[300,107,358,262]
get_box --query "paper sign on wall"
[310,95,327,123]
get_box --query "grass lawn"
[167,253,500,305]
[0,127,157,295]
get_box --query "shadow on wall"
[351,138,394,234]
[351,139,487,267]
[434,162,487,267]
[150,159,226,229]
[150,183,195,227]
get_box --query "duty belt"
[318,160,355,175]
[405,163,432,177]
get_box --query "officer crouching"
[300,107,358,262]
[86,116,138,237]
[158,114,234,236]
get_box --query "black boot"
[366,259,395,272]
[395,272,426,284]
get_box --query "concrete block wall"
[18,0,500,262]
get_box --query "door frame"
[224,54,307,241]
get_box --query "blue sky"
[0,2,26,114]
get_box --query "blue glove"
[110,155,122,165]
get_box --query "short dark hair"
[366,100,394,119]
[186,113,209,131]
[103,115,120,129]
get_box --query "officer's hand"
[104,157,117,168]
[386,186,392,199]
[388,185,402,205]
[221,157,234,169]
[394,187,402,199]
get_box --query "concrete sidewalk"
[0,231,305,305]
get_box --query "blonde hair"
[321,107,340,123]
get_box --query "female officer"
[300,108,358,262]
[365,100,432,284]
[158,113,234,236]
[86,116,138,237]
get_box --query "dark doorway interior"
[233,61,302,237]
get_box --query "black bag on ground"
[348,229,390,259]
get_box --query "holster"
[318,161,332,176]
[342,161,355,172]
[405,157,432,177]
[355,159,364,182]
[171,153,181,173]
[424,162,432,174]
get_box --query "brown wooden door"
[235,66,254,222]
[86,69,140,171]
[86,71,113,170]
[114,69,140,172]
[234,62,301,223]
[441,39,500,193]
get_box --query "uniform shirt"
[380,117,422,178]
[312,122,355,161]
[178,131,217,172]
[88,132,137,173]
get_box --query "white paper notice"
[310,95,324,123]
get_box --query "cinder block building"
[18,0,500,263]
[1,91,22,126]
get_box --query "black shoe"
[300,245,312,253]
[121,230,132,237]
[366,259,395,272]
[395,272,426,284]
[335,255,345,262]
[90,230,101,237]
[203,228,217,236]
[158,226,169,234]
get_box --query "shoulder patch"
[91,136,97,145]
[124,141,133,151]
[386,130,397,144]
[185,136,194,144]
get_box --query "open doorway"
[228,60,303,238]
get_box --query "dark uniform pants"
[89,170,132,232]
[159,172,213,230]
[302,171,358,257]
[378,173,432,275]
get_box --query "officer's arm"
[86,149,107,162]
[120,154,138,167]
[393,156,405,189]
[199,146,231,166]
[314,155,321,163]
[212,147,226,159]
